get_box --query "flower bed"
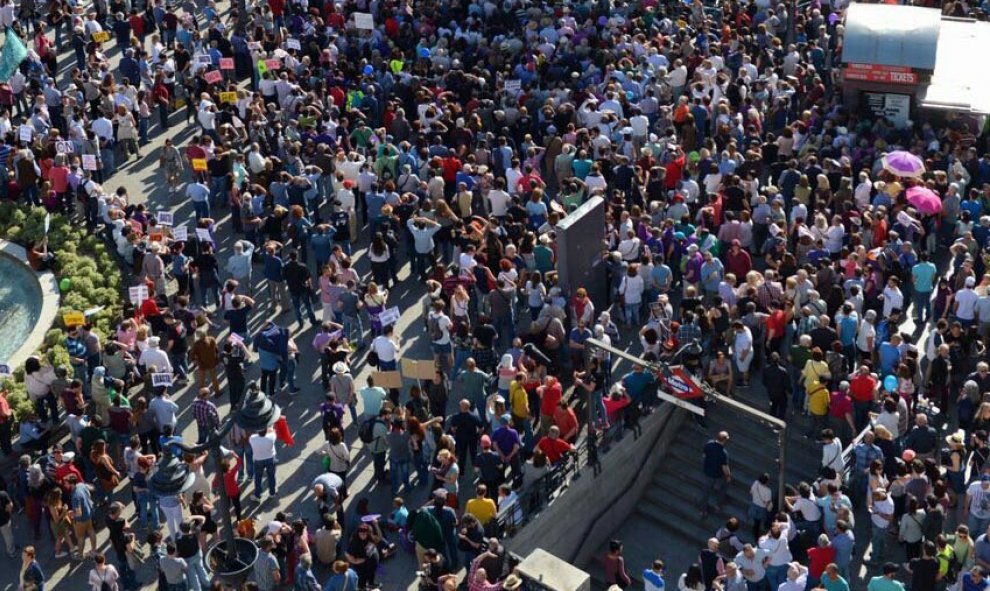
[0,203,124,419]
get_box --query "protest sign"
[128,285,149,305]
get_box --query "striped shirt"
[0,144,12,167]
[252,551,279,591]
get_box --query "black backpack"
[359,418,381,444]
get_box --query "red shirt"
[539,379,563,416]
[213,455,242,496]
[766,309,787,339]
[849,374,877,403]
[536,436,573,464]
[553,407,578,441]
[267,0,285,16]
[50,165,69,193]
[829,391,853,419]
[807,546,836,578]
[129,14,145,37]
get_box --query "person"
[88,553,120,591]
[69,475,98,559]
[249,426,278,500]
[867,488,895,565]
[21,546,45,591]
[345,523,380,588]
[905,541,940,591]
[323,560,358,591]
[253,536,281,591]
[677,563,704,591]
[643,560,666,591]
[603,539,632,589]
[700,431,731,517]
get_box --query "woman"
[945,431,967,506]
[25,465,50,540]
[159,137,184,197]
[899,495,926,561]
[345,524,380,589]
[731,321,754,387]
[603,539,632,589]
[88,553,120,591]
[432,449,460,509]
[24,357,57,426]
[450,285,471,330]
[189,491,217,552]
[114,105,139,160]
[48,488,76,558]
[90,439,120,505]
[323,560,359,591]
[363,282,388,337]
[748,473,773,541]
[368,233,392,288]
[707,351,734,397]
[213,453,242,520]
[321,427,350,499]
[524,271,547,321]
[619,265,645,326]
[678,563,706,591]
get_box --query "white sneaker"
[55,551,68,559]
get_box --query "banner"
[0,28,27,82]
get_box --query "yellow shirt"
[808,382,830,416]
[509,381,529,420]
[802,360,830,387]
[464,497,498,526]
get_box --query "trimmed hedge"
[0,203,125,420]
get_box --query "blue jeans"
[100,146,115,178]
[765,564,788,590]
[193,200,210,220]
[186,553,210,591]
[253,457,276,497]
[623,302,641,326]
[117,554,139,590]
[372,452,387,481]
[135,489,160,529]
[870,525,888,562]
[969,515,990,538]
[343,314,364,345]
[390,458,410,494]
[914,290,932,323]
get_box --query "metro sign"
[843,63,919,85]
[657,366,705,400]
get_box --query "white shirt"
[822,439,844,472]
[139,347,171,373]
[968,481,990,518]
[620,274,645,305]
[249,431,277,461]
[759,528,792,566]
[881,286,904,318]
[370,335,398,362]
[428,312,453,345]
[91,117,114,141]
[777,568,808,591]
[870,495,894,528]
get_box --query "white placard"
[228,333,244,345]
[151,372,173,387]
[0,363,10,378]
[82,154,98,171]
[195,228,212,242]
[128,285,149,305]
[157,211,174,226]
[505,79,521,95]
[55,141,74,154]
[353,12,374,29]
[18,126,32,143]
[44,213,50,235]
[172,225,188,241]
[378,306,400,327]
[286,38,300,50]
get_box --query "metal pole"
[210,438,238,567]
[777,426,788,509]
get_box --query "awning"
[843,3,941,70]
[922,18,990,114]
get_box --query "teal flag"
[0,28,27,83]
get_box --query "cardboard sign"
[151,373,173,387]
[0,364,10,378]
[657,366,705,400]
[92,30,110,43]
[286,38,301,50]
[219,91,238,104]
[505,79,521,95]
[353,12,374,29]
[198,54,212,64]
[63,311,85,326]
[18,126,32,143]
[157,211,173,226]
[378,307,400,327]
[55,140,73,154]
[401,358,437,380]
[195,228,212,242]
[129,218,143,235]
[219,57,234,70]
[264,59,282,70]
[204,70,223,84]
[371,370,402,389]
[128,285,149,305]
[172,225,188,241]
[248,41,262,50]
[191,158,208,171]
[149,231,163,243]
[82,154,98,171]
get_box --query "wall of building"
[506,404,688,565]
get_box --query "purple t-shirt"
[491,426,521,455]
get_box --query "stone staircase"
[582,387,824,588]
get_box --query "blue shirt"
[622,370,655,403]
[831,531,854,567]
[702,440,728,479]
[407,219,441,254]
[262,253,284,282]
[71,485,93,522]
[912,261,937,292]
[878,342,901,375]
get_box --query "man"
[454,358,490,414]
[643,560,665,591]
[407,215,441,278]
[538,376,564,436]
[148,387,179,438]
[905,541,939,591]
[253,320,290,397]
[249,426,278,500]
[20,546,44,591]
[191,388,219,445]
[912,252,937,324]
[358,376,387,420]
[867,487,895,564]
[867,563,906,591]
[474,436,503,499]
[966,475,990,536]
[69,475,98,558]
[903,414,938,461]
[492,415,523,489]
[700,431,731,517]
[963,566,990,591]
[850,365,879,432]
[161,543,187,590]
[464,485,497,528]
[734,544,770,591]
[176,517,210,591]
[253,536,281,591]
[448,400,483,474]
[763,352,791,419]
[852,431,884,505]
[283,249,318,327]
[427,300,454,369]
[821,563,850,591]
[367,407,390,483]
[370,325,399,371]
[186,177,211,220]
[535,426,575,465]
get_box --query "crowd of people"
[5,0,990,589]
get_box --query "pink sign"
[204,70,223,84]
[265,59,282,70]
[219,57,234,70]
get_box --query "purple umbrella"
[906,186,942,215]
[882,150,925,178]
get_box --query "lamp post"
[149,385,281,587]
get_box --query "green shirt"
[867,576,906,591]
[410,509,444,550]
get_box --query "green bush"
[0,202,125,420]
